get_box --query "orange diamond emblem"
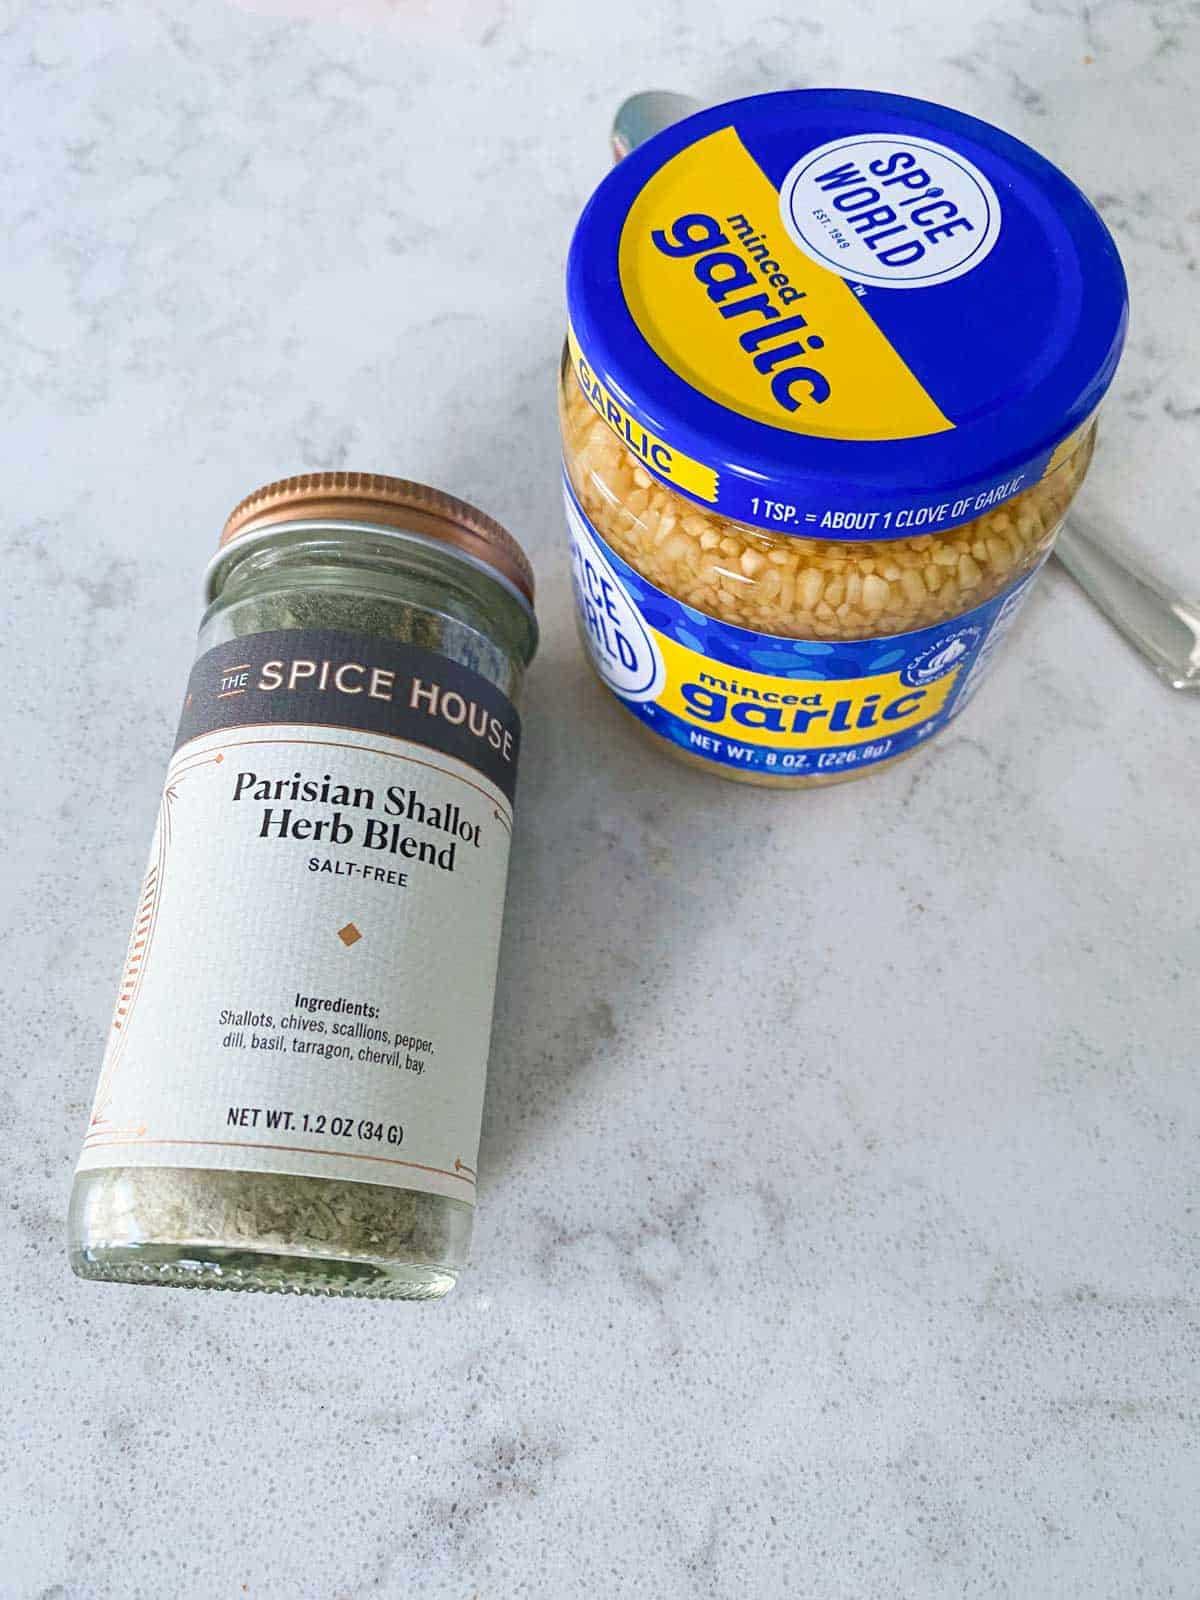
[337,921,362,947]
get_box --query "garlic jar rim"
[565,87,1127,541]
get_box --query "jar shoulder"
[559,366,1092,642]
[201,564,528,702]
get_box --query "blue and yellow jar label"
[565,473,1044,778]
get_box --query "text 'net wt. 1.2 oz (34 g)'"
[69,473,537,1299]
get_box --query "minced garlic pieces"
[561,378,1092,642]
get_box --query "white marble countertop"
[4,1,1198,1595]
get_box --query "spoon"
[611,90,1200,690]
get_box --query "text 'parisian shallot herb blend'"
[70,473,537,1299]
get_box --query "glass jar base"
[68,1167,472,1301]
[70,1241,457,1300]
[600,677,928,788]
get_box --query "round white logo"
[902,625,982,686]
[779,133,1001,289]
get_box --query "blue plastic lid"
[565,89,1127,538]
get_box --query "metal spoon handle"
[612,89,700,158]
[1055,521,1200,689]
[611,90,1199,691]
[611,90,699,160]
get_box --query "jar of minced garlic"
[560,89,1127,784]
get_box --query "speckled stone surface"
[4,2,1199,1595]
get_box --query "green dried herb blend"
[69,476,537,1300]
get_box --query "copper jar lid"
[220,471,535,608]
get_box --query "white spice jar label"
[77,630,523,1205]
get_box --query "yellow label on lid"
[617,126,954,442]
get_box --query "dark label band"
[175,629,522,803]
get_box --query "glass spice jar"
[69,474,537,1299]
[560,89,1127,786]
